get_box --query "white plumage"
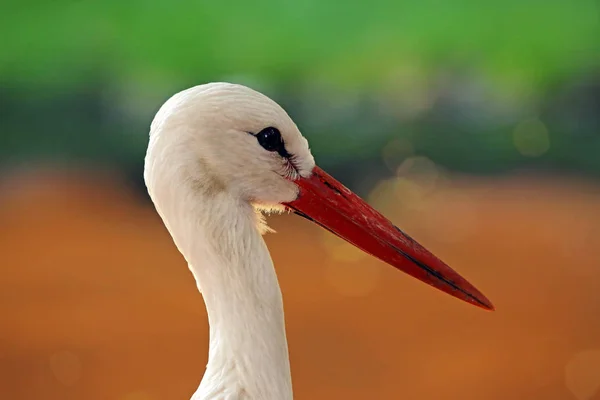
[145,83,312,399]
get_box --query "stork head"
[147,82,314,210]
[146,82,494,311]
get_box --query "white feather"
[144,83,316,400]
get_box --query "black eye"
[251,126,292,159]
[256,127,285,153]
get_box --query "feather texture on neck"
[145,131,293,400]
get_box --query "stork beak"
[284,166,494,311]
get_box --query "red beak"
[284,166,494,311]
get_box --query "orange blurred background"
[2,167,600,400]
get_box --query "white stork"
[144,82,493,400]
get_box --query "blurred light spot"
[367,160,438,213]
[367,178,397,211]
[393,178,426,210]
[320,230,368,262]
[513,118,550,157]
[49,350,81,386]
[397,156,439,194]
[122,391,155,400]
[565,349,600,400]
[381,138,414,172]
[324,260,380,297]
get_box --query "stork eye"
[256,127,284,152]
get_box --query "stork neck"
[168,191,293,400]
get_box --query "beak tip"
[472,293,495,311]
[484,301,496,312]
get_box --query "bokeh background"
[2,1,600,399]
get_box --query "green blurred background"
[1,1,600,400]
